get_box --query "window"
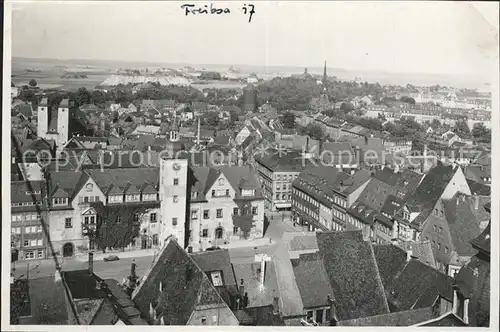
[225,189,230,196]
[143,194,157,201]
[212,190,216,197]
[252,206,257,215]
[202,229,208,237]
[191,191,198,200]
[201,317,207,325]
[84,196,89,204]
[216,209,223,218]
[210,271,223,286]
[37,250,43,258]
[150,213,157,223]
[307,311,313,319]
[172,218,178,226]
[53,197,68,206]
[434,209,438,216]
[191,210,199,220]
[233,226,239,235]
[316,309,324,324]
[24,240,29,247]
[126,194,140,202]
[133,214,139,222]
[212,315,217,324]
[203,210,210,219]
[25,251,34,259]
[173,178,179,185]
[37,239,43,246]
[152,234,159,246]
[65,218,72,228]
[173,195,179,203]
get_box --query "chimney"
[239,278,245,297]
[88,252,94,274]
[406,249,413,262]
[260,256,266,285]
[327,295,338,326]
[272,296,279,315]
[197,117,201,145]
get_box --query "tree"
[399,96,416,104]
[29,79,37,87]
[282,111,296,129]
[304,123,324,141]
[233,201,256,239]
[84,202,159,252]
[71,87,92,108]
[472,122,490,139]
[431,119,441,129]
[205,111,220,126]
[453,120,470,137]
[340,102,354,113]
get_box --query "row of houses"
[12,221,490,326]
[10,158,265,261]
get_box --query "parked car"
[205,246,221,252]
[103,255,119,262]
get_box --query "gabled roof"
[291,252,334,308]
[405,164,457,228]
[316,231,390,321]
[373,244,409,290]
[442,193,489,256]
[338,307,436,326]
[49,171,89,201]
[470,222,490,256]
[190,249,237,287]
[86,168,159,196]
[466,179,490,196]
[132,237,232,325]
[385,259,454,312]
[415,312,467,326]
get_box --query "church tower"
[169,110,179,142]
[318,61,330,111]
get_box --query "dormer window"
[143,193,157,202]
[210,271,223,286]
[126,194,140,202]
[108,195,123,203]
[241,189,255,197]
[452,289,470,324]
[53,198,68,206]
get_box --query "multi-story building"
[187,165,264,252]
[291,166,372,232]
[45,159,188,257]
[11,181,49,261]
[37,98,70,149]
[159,158,188,248]
[255,151,314,212]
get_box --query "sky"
[10,1,499,79]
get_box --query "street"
[11,210,302,282]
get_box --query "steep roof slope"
[316,231,390,321]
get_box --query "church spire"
[322,61,328,93]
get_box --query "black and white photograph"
[2,1,499,329]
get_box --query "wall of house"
[131,207,162,249]
[441,167,471,199]
[420,200,454,273]
[160,158,188,248]
[188,306,239,326]
[235,127,251,145]
[37,104,48,138]
[346,180,371,208]
[50,177,106,256]
[57,105,69,148]
[11,210,49,261]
